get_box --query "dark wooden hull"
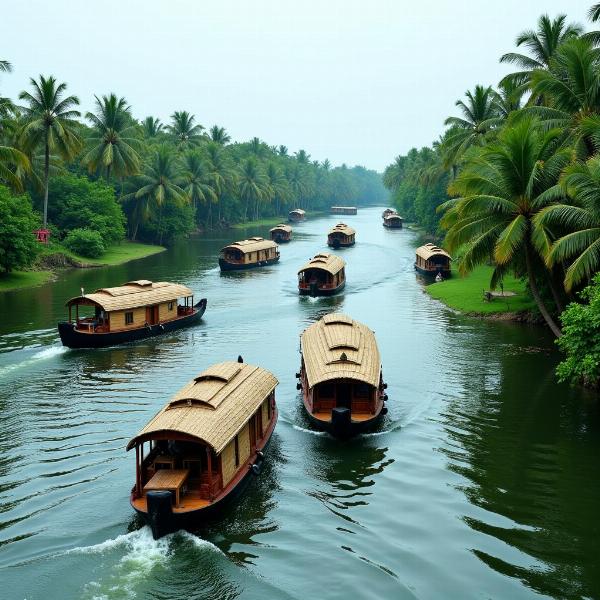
[414,264,451,277]
[383,222,402,229]
[327,239,355,248]
[271,235,291,243]
[299,280,345,297]
[219,256,280,271]
[132,407,278,539]
[58,299,207,349]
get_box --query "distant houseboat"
[382,208,396,218]
[219,237,280,271]
[298,253,346,297]
[414,243,452,277]
[383,214,403,229]
[327,223,356,248]
[127,360,278,539]
[297,313,387,438]
[58,280,206,349]
[330,206,357,215]
[288,209,306,222]
[269,223,292,243]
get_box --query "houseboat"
[288,209,306,222]
[330,206,357,215]
[219,237,280,271]
[297,313,387,438]
[127,359,278,539]
[383,213,403,229]
[327,223,356,248]
[414,243,452,278]
[58,280,207,349]
[298,253,346,297]
[269,223,292,243]
[382,208,396,218]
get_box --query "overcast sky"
[1,0,593,170]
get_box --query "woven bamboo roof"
[301,313,381,388]
[270,224,292,233]
[289,209,305,215]
[66,281,193,312]
[127,362,278,453]
[221,237,278,254]
[384,214,403,223]
[328,223,355,236]
[298,253,345,276]
[415,243,451,261]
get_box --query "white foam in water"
[0,344,67,378]
[292,424,327,436]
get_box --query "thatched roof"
[298,253,346,276]
[384,214,403,223]
[415,243,451,261]
[289,209,305,216]
[66,281,193,312]
[328,223,355,236]
[301,313,381,388]
[127,362,278,453]
[221,237,278,254]
[270,224,292,234]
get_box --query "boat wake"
[292,424,327,436]
[0,344,67,378]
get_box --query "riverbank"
[425,265,537,318]
[231,211,326,230]
[0,242,165,293]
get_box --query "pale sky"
[1,0,593,170]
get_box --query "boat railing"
[177,305,195,316]
[75,317,109,333]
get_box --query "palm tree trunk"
[43,136,50,228]
[524,242,562,337]
[547,268,565,313]
[106,164,111,182]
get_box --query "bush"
[64,228,105,258]
[556,273,600,388]
[0,185,39,273]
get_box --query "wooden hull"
[271,235,291,243]
[383,222,402,229]
[327,239,355,248]
[219,256,280,271]
[414,264,451,277]
[299,280,345,297]
[132,407,278,539]
[58,299,207,349]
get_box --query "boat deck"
[312,411,376,423]
[132,493,211,514]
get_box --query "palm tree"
[493,78,526,119]
[295,149,310,164]
[124,145,187,242]
[204,142,236,224]
[499,14,583,91]
[0,145,30,192]
[179,151,217,223]
[83,94,140,181]
[286,163,310,208]
[0,59,14,120]
[278,145,288,156]
[535,156,600,291]
[383,155,406,191]
[209,125,231,145]
[141,116,163,138]
[321,159,331,171]
[167,111,203,151]
[441,117,570,337]
[265,161,289,215]
[18,75,81,227]
[238,157,267,220]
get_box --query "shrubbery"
[556,274,600,388]
[0,186,39,273]
[63,228,105,258]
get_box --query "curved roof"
[328,223,355,236]
[270,224,292,233]
[66,280,193,311]
[384,214,403,222]
[298,253,345,276]
[289,209,305,215]
[415,243,452,261]
[301,313,381,388]
[221,237,278,254]
[127,362,278,453]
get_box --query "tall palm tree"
[249,136,266,156]
[179,151,217,223]
[295,149,310,164]
[18,75,81,227]
[83,94,140,181]
[321,159,331,171]
[286,163,309,208]
[0,145,30,192]
[209,125,231,145]
[265,161,289,214]
[441,117,570,337]
[0,59,14,120]
[167,111,203,151]
[204,142,237,224]
[278,145,288,156]
[141,116,163,138]
[535,156,600,291]
[493,78,526,119]
[499,14,583,91]
[238,157,267,220]
[383,155,406,191]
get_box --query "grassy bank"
[425,265,536,315]
[0,270,54,292]
[39,241,166,267]
[231,211,326,230]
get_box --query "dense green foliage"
[556,274,600,387]
[0,185,39,272]
[63,228,105,258]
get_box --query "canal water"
[1,207,598,600]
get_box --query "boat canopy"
[300,313,381,388]
[384,214,403,222]
[298,253,345,276]
[270,224,292,234]
[289,209,305,216]
[415,243,451,261]
[328,223,355,236]
[65,281,193,312]
[126,362,278,453]
[221,237,278,254]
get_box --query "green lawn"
[425,265,537,314]
[232,216,286,229]
[74,242,166,265]
[0,270,54,292]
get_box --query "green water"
[0,207,598,599]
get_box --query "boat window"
[234,435,239,467]
[125,311,134,325]
[168,301,174,311]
